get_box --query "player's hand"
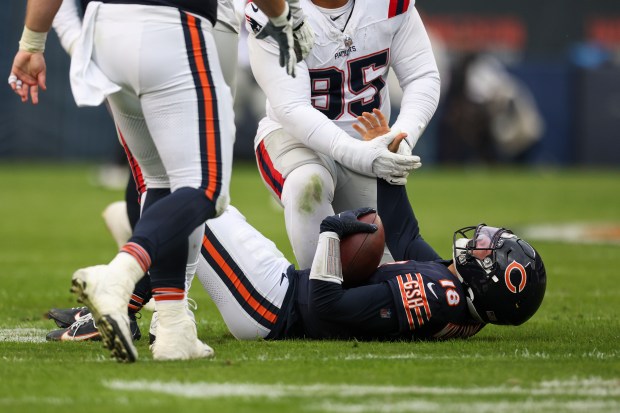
[320,207,378,238]
[370,131,422,185]
[292,18,314,61]
[353,108,406,153]
[8,50,47,104]
[256,3,297,77]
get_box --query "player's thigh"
[332,167,377,213]
[106,90,169,189]
[197,206,292,339]
[255,128,337,203]
[139,20,235,193]
[212,26,239,97]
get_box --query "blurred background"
[1,0,619,185]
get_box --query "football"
[340,211,385,287]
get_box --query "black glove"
[320,207,378,238]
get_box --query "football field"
[0,162,619,413]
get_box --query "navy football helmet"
[452,224,546,326]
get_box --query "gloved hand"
[256,2,297,77]
[396,138,413,156]
[320,207,378,238]
[292,18,314,61]
[370,131,422,185]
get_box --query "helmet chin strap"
[466,293,485,323]
[453,238,486,323]
[452,238,468,283]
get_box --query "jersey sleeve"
[246,9,380,176]
[389,7,441,149]
[377,178,440,262]
[52,0,83,56]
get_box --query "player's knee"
[283,165,333,215]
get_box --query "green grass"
[1,162,619,413]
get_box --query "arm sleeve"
[51,0,82,56]
[389,8,441,150]
[308,279,399,336]
[248,34,379,176]
[377,178,441,262]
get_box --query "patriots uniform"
[246,0,440,160]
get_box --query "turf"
[0,162,619,413]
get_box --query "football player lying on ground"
[47,112,546,343]
[49,175,546,342]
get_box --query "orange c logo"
[505,260,527,293]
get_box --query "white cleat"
[151,319,214,360]
[71,265,138,363]
[149,298,197,346]
[150,301,214,361]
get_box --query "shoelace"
[187,297,198,311]
[69,313,95,337]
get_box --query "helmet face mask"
[453,224,547,326]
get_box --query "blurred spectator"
[437,53,544,164]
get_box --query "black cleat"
[46,311,142,342]
[46,313,102,341]
[48,306,91,328]
[129,312,142,341]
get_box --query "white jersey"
[246,0,439,174]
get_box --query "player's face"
[453,225,512,270]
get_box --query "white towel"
[69,2,121,107]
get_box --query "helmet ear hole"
[518,239,536,259]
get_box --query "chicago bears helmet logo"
[504,260,527,293]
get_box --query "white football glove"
[293,18,314,61]
[370,131,422,185]
[256,2,297,77]
[396,138,413,156]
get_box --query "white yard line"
[315,399,620,413]
[0,328,47,343]
[104,377,620,399]
[243,350,619,362]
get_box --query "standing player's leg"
[130,10,234,360]
[212,24,239,100]
[70,5,233,362]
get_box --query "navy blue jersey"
[272,262,483,341]
[99,0,217,25]
[372,260,484,339]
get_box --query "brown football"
[340,212,385,287]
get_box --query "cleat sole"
[70,278,137,363]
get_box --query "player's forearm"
[376,178,440,262]
[25,0,63,32]
[390,8,441,149]
[391,74,440,149]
